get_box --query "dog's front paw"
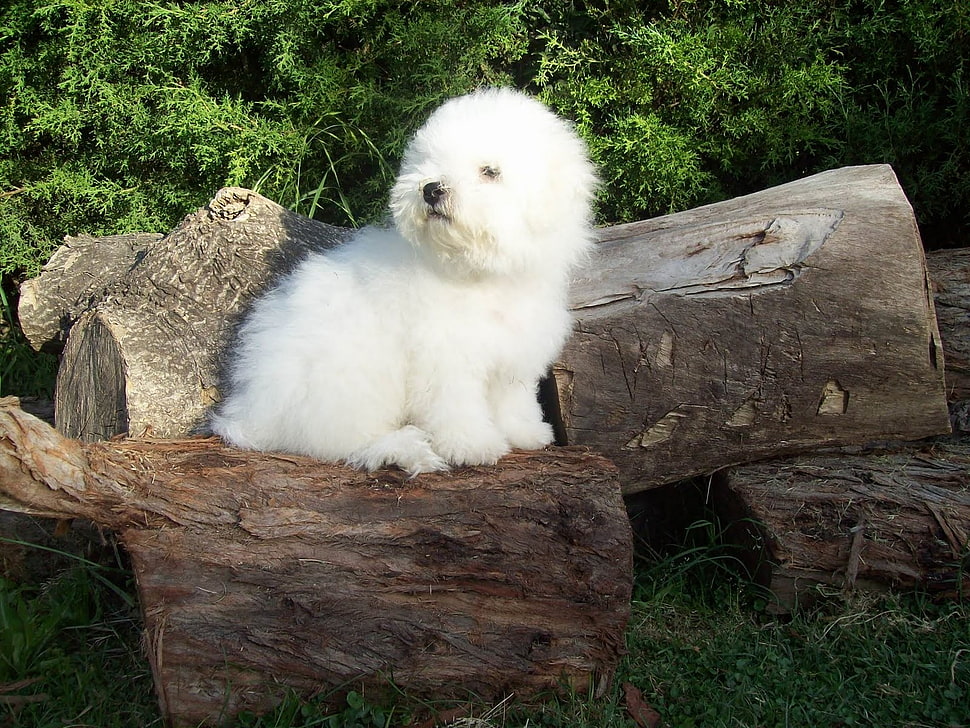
[433,428,510,467]
[497,416,554,451]
[347,426,449,477]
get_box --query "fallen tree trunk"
[714,438,970,611]
[0,398,632,727]
[560,164,950,493]
[19,166,950,489]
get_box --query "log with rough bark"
[0,398,632,727]
[713,438,970,612]
[19,165,950,491]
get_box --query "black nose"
[423,181,446,206]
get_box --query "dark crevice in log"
[54,313,128,441]
[538,371,567,446]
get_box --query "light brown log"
[19,166,950,488]
[560,164,950,493]
[714,438,970,611]
[0,398,632,727]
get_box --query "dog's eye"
[480,165,501,180]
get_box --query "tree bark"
[713,438,970,612]
[559,165,950,493]
[19,166,950,488]
[0,398,632,727]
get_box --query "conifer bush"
[1,0,967,394]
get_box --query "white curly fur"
[209,88,597,475]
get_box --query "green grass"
[0,551,159,727]
[1,533,968,728]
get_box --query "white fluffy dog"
[209,88,597,474]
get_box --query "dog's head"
[390,88,597,278]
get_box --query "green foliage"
[238,689,399,728]
[534,0,968,226]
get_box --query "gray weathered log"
[0,398,632,727]
[714,438,970,611]
[19,166,951,488]
[560,164,950,492]
[24,189,351,440]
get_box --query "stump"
[0,399,632,727]
[17,190,352,440]
[19,166,951,491]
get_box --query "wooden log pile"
[713,247,970,610]
[2,164,966,725]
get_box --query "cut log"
[713,438,970,611]
[21,189,352,440]
[560,165,950,493]
[19,166,950,488]
[0,398,632,727]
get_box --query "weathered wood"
[707,251,970,610]
[560,165,950,493]
[18,232,163,352]
[713,438,970,611]
[0,398,632,727]
[19,166,950,486]
[927,248,970,408]
[23,189,351,440]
